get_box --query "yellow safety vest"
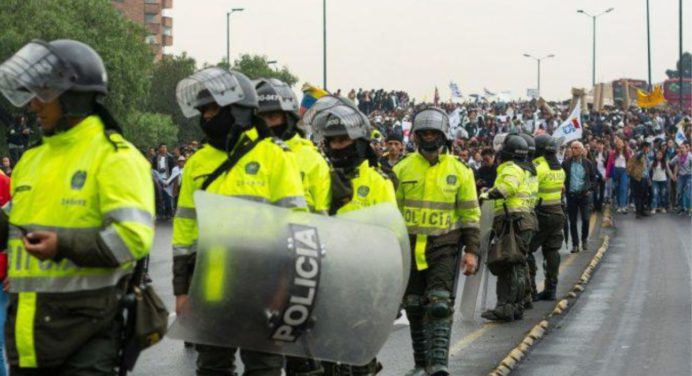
[393,152,480,270]
[493,161,532,216]
[285,134,331,214]
[7,115,154,367]
[172,134,307,259]
[533,156,565,207]
[524,166,539,209]
[336,160,396,215]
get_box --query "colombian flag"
[299,83,329,116]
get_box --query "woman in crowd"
[607,137,632,214]
[650,150,672,214]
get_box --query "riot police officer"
[254,80,329,375]
[393,107,480,376]
[480,135,532,322]
[518,133,539,307]
[310,101,397,375]
[172,67,306,376]
[255,78,331,215]
[0,39,155,374]
[529,135,566,301]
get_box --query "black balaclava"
[326,138,371,172]
[269,115,300,141]
[200,106,235,151]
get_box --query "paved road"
[516,213,692,376]
[134,214,601,375]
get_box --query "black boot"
[428,317,452,376]
[405,297,428,376]
[481,304,515,322]
[349,358,380,376]
[536,278,557,301]
[286,357,325,376]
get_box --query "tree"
[124,111,178,151]
[146,53,203,143]
[0,0,154,132]
[228,54,299,87]
[666,52,692,79]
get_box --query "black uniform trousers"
[566,192,590,248]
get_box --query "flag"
[434,87,440,105]
[552,100,582,145]
[675,119,688,146]
[449,82,462,98]
[484,88,496,96]
[299,83,329,116]
[637,85,666,108]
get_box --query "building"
[112,0,173,60]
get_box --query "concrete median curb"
[486,234,611,376]
[601,204,615,228]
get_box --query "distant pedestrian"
[563,141,596,253]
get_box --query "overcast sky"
[169,0,691,101]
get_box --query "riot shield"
[168,191,406,365]
[336,203,411,285]
[460,201,494,320]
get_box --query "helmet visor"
[176,67,244,118]
[0,41,76,107]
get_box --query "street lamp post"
[577,8,614,87]
[323,0,327,89]
[646,0,652,89]
[523,53,555,97]
[226,8,244,67]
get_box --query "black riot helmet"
[411,107,450,152]
[535,134,558,155]
[177,68,265,151]
[500,134,529,162]
[0,38,126,136]
[518,133,536,158]
[254,78,300,139]
[0,39,108,117]
[254,78,299,119]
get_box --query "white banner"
[553,100,582,145]
[402,121,412,142]
[675,120,688,146]
[449,82,462,98]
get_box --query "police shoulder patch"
[357,185,370,197]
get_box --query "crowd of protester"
[3,90,690,221]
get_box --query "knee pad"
[426,290,452,319]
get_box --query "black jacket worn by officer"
[0,39,155,374]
